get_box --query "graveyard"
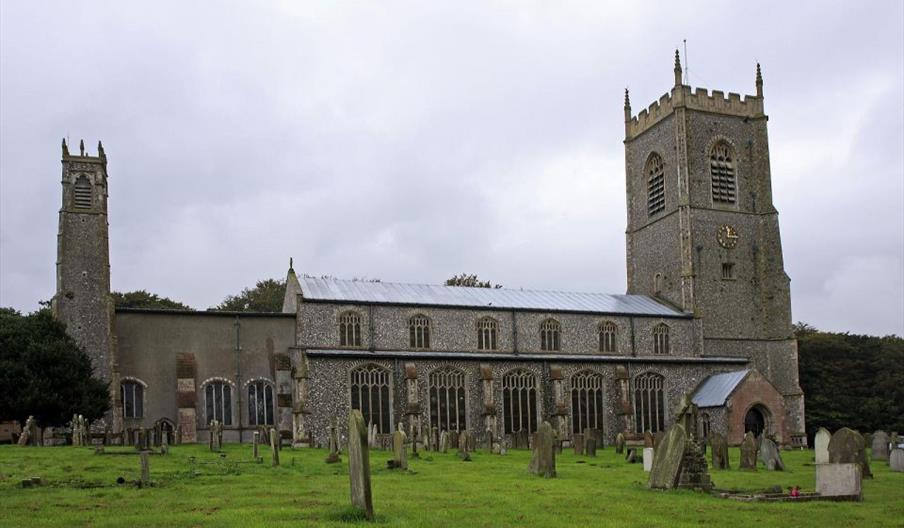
[1,440,902,527]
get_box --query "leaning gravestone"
[270,427,280,467]
[527,422,556,478]
[647,424,686,489]
[653,431,666,451]
[758,436,785,471]
[615,432,625,454]
[710,433,729,470]
[828,427,872,479]
[739,432,757,470]
[889,448,904,472]
[871,430,890,461]
[814,427,831,464]
[625,448,638,463]
[347,410,374,521]
[391,429,408,469]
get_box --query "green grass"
[1,444,901,527]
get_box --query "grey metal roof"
[692,370,751,408]
[299,277,686,317]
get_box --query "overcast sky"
[1,1,902,336]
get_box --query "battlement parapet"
[626,85,764,139]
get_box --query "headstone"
[739,432,757,470]
[270,427,280,467]
[758,436,785,470]
[625,448,638,463]
[368,423,377,448]
[252,431,260,459]
[573,433,585,456]
[486,427,496,453]
[814,427,831,464]
[139,451,150,486]
[527,421,556,478]
[17,416,35,446]
[391,429,408,469]
[160,433,169,455]
[643,430,654,448]
[585,437,597,457]
[439,431,449,453]
[431,426,438,452]
[347,410,374,521]
[828,427,872,479]
[889,448,904,472]
[326,417,341,464]
[816,463,862,500]
[642,447,654,472]
[890,432,900,449]
[653,431,666,451]
[648,424,686,488]
[410,425,420,459]
[512,430,529,449]
[615,432,625,454]
[871,430,890,461]
[710,433,729,470]
[457,430,471,461]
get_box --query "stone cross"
[527,422,556,478]
[739,432,757,470]
[828,427,872,478]
[391,429,408,469]
[326,417,341,464]
[871,431,890,461]
[253,431,260,459]
[139,451,150,486]
[270,427,280,467]
[814,427,831,464]
[347,409,374,521]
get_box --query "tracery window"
[646,153,665,216]
[502,369,538,435]
[599,321,618,353]
[205,380,233,425]
[428,367,466,432]
[539,319,561,351]
[73,175,93,209]
[350,364,391,433]
[477,317,498,350]
[121,380,144,419]
[633,372,665,433]
[247,380,274,426]
[339,311,362,347]
[409,314,431,349]
[571,371,605,434]
[710,142,737,204]
[653,324,670,355]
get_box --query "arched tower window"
[539,319,561,351]
[502,369,538,434]
[73,175,93,209]
[121,380,144,419]
[428,367,466,432]
[710,142,737,204]
[338,311,362,347]
[646,153,665,216]
[204,380,233,426]
[571,371,605,434]
[599,321,618,353]
[409,314,431,349]
[350,364,391,434]
[476,317,498,350]
[247,380,274,426]
[633,372,665,433]
[653,323,670,355]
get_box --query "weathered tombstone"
[217,422,224,450]
[346,410,374,520]
[486,427,495,453]
[17,417,34,446]
[643,430,654,448]
[710,433,729,470]
[816,463,862,500]
[889,448,904,472]
[457,430,471,461]
[160,433,169,455]
[814,427,831,464]
[648,424,686,488]
[890,432,900,449]
[368,423,377,448]
[252,431,260,459]
[758,436,785,470]
[615,432,625,454]
[585,437,597,457]
[572,433,585,456]
[390,428,408,469]
[871,430,890,461]
[410,425,420,459]
[208,421,215,451]
[828,427,872,479]
[431,426,438,452]
[439,431,449,453]
[270,427,280,467]
[653,431,666,451]
[739,432,757,470]
[625,448,638,463]
[512,430,529,449]
[527,421,556,478]
[326,417,341,464]
[642,447,654,472]
[139,451,150,486]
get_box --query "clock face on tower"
[717,224,739,249]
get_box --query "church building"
[51,53,806,448]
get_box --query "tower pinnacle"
[674,49,682,86]
[756,63,763,97]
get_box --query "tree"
[112,290,191,310]
[0,308,110,427]
[444,274,502,288]
[215,278,286,312]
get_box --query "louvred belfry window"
[646,154,665,215]
[73,175,93,209]
[710,142,737,204]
